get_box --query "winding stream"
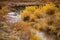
[7,12,54,40]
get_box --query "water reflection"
[36,32,47,40]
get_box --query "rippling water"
[6,12,21,23]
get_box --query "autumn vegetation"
[0,2,60,40]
